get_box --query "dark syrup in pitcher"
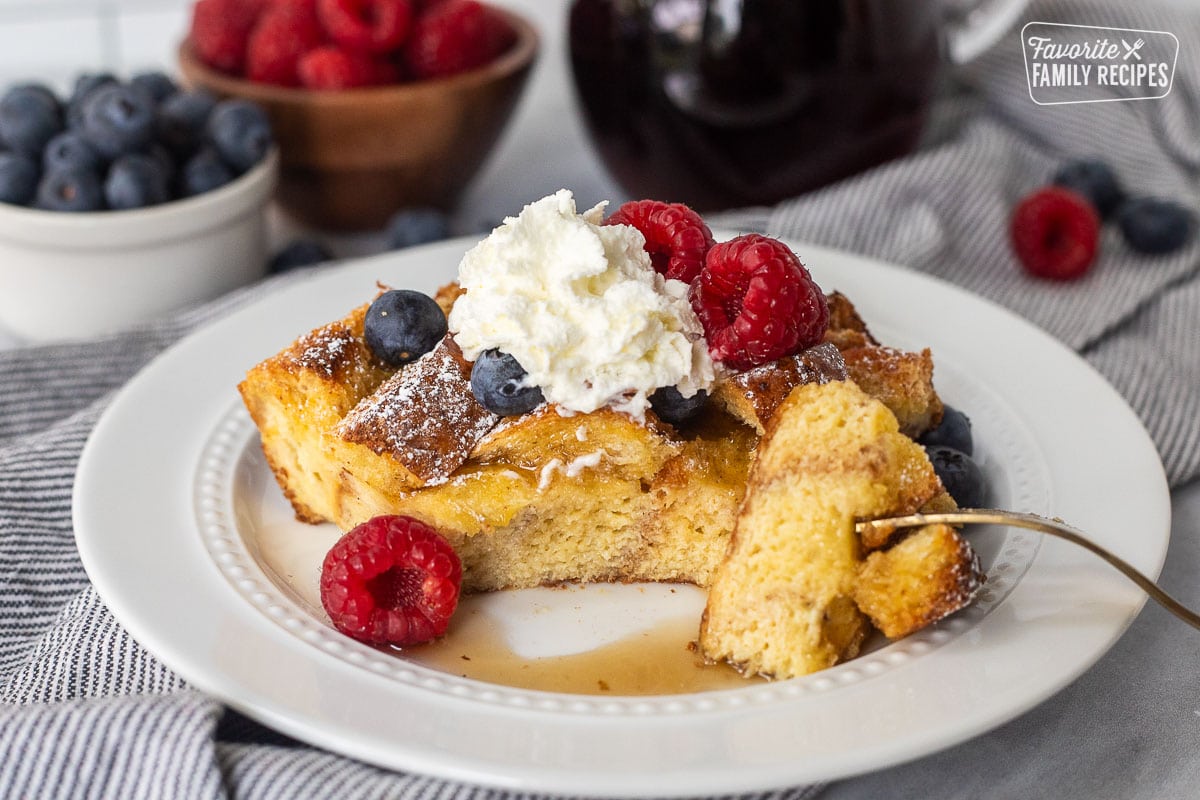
[569,0,943,210]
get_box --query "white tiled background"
[0,0,190,90]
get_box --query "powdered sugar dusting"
[336,336,499,483]
[293,325,361,379]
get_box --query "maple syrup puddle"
[403,606,760,695]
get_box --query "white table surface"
[1,1,1197,796]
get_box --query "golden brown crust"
[821,291,943,437]
[854,523,984,639]
[700,381,929,678]
[237,303,397,523]
[433,281,465,315]
[842,345,943,438]
[711,342,848,433]
[826,290,874,336]
[699,380,976,680]
[823,290,878,349]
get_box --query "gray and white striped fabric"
[1,0,1197,797]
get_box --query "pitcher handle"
[945,0,1029,63]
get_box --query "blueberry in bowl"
[0,152,39,205]
[43,131,105,174]
[35,167,105,212]
[0,76,274,214]
[79,83,157,160]
[0,71,280,341]
[207,99,272,173]
[0,84,63,157]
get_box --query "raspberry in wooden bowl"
[178,0,538,232]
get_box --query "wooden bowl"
[178,9,538,231]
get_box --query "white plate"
[74,236,1171,797]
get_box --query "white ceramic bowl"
[0,149,279,343]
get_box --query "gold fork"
[856,509,1200,631]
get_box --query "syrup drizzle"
[405,607,760,695]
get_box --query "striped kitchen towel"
[1,0,1198,798]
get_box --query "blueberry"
[926,446,986,509]
[363,289,448,367]
[179,146,234,197]
[649,385,708,425]
[1052,159,1124,218]
[470,349,545,416]
[129,71,179,105]
[104,153,170,210]
[69,73,118,107]
[269,239,335,273]
[385,208,450,249]
[0,86,64,157]
[66,73,118,130]
[80,84,155,159]
[206,99,272,173]
[0,152,39,205]
[10,82,62,116]
[43,131,104,174]
[1116,197,1194,255]
[36,168,104,212]
[140,142,177,185]
[918,405,973,456]
[156,90,216,158]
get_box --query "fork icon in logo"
[1122,38,1146,60]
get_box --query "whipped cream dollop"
[448,189,714,419]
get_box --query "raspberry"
[318,0,414,54]
[191,0,265,74]
[298,46,379,89]
[1010,187,1100,281]
[690,234,829,371]
[404,0,516,79]
[371,57,402,84]
[320,515,462,646]
[604,199,714,284]
[246,4,325,86]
